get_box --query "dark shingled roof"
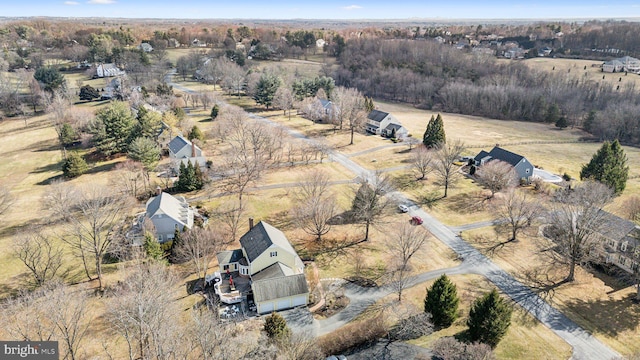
[598,211,639,243]
[474,147,525,167]
[239,221,298,263]
[252,273,309,302]
[385,123,404,131]
[168,135,189,155]
[367,110,389,123]
[216,249,244,265]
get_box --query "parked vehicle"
[410,216,423,225]
[398,204,409,213]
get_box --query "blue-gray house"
[473,146,534,181]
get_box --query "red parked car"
[410,216,423,225]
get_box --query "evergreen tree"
[467,289,513,348]
[544,103,560,123]
[91,101,137,156]
[188,125,204,142]
[264,312,291,342]
[34,66,65,93]
[62,152,89,178]
[365,97,375,112]
[423,113,446,148]
[583,110,597,133]
[555,116,568,129]
[127,137,161,174]
[424,274,459,328]
[133,106,162,140]
[79,85,100,101]
[59,122,78,147]
[210,104,219,119]
[580,139,629,194]
[143,232,164,260]
[254,72,281,109]
[175,161,204,192]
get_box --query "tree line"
[332,38,640,145]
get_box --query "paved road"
[167,73,620,360]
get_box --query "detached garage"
[252,274,309,314]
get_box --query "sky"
[3,0,640,20]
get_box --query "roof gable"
[146,192,190,227]
[239,221,299,262]
[367,110,390,123]
[252,273,308,302]
[487,146,526,167]
[251,262,294,282]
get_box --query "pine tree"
[365,97,375,112]
[580,139,629,194]
[264,312,291,342]
[91,101,137,156]
[544,103,560,123]
[62,152,89,178]
[555,116,568,129]
[210,104,219,119]
[467,289,513,348]
[143,232,164,260]
[423,113,446,148]
[175,161,204,192]
[424,274,459,328]
[188,125,204,142]
[254,72,281,109]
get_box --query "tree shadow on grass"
[30,160,63,174]
[563,292,640,337]
[84,161,118,175]
[444,191,486,215]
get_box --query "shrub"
[562,172,572,181]
[62,152,88,178]
[317,314,387,355]
[264,313,290,342]
[424,274,459,328]
[432,337,496,360]
[467,289,513,348]
[389,313,433,341]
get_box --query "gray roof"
[239,221,299,263]
[145,192,191,227]
[385,123,404,131]
[251,262,294,282]
[252,273,308,302]
[367,110,389,123]
[473,150,490,163]
[598,211,640,243]
[476,146,526,167]
[319,99,332,109]
[168,135,189,155]
[216,249,244,265]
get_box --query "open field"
[519,57,640,91]
[406,274,573,360]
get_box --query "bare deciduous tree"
[277,332,323,360]
[351,172,393,241]
[109,160,146,199]
[493,188,542,243]
[0,184,14,217]
[41,179,77,223]
[476,160,518,198]
[431,140,465,198]
[107,262,184,360]
[45,283,90,360]
[293,169,338,241]
[546,181,613,282]
[14,229,64,286]
[332,86,367,144]
[410,146,434,180]
[274,86,294,120]
[213,199,246,243]
[387,222,430,301]
[63,185,130,290]
[623,195,640,223]
[174,227,227,281]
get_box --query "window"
[270,251,277,257]
[621,242,628,252]
[223,265,229,270]
[240,267,248,275]
[158,235,163,242]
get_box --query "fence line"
[466,138,600,149]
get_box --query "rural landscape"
[2,7,640,360]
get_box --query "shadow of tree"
[445,191,486,215]
[563,293,640,337]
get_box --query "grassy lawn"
[462,226,640,355]
[520,57,640,92]
[405,274,572,360]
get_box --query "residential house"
[216,221,309,314]
[473,146,534,181]
[168,135,207,172]
[316,39,326,48]
[95,63,125,78]
[599,211,640,275]
[138,42,153,52]
[366,110,409,138]
[192,38,206,47]
[319,99,334,121]
[145,192,194,243]
[603,56,640,73]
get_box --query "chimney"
[191,142,196,158]
[156,186,162,196]
[249,217,254,230]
